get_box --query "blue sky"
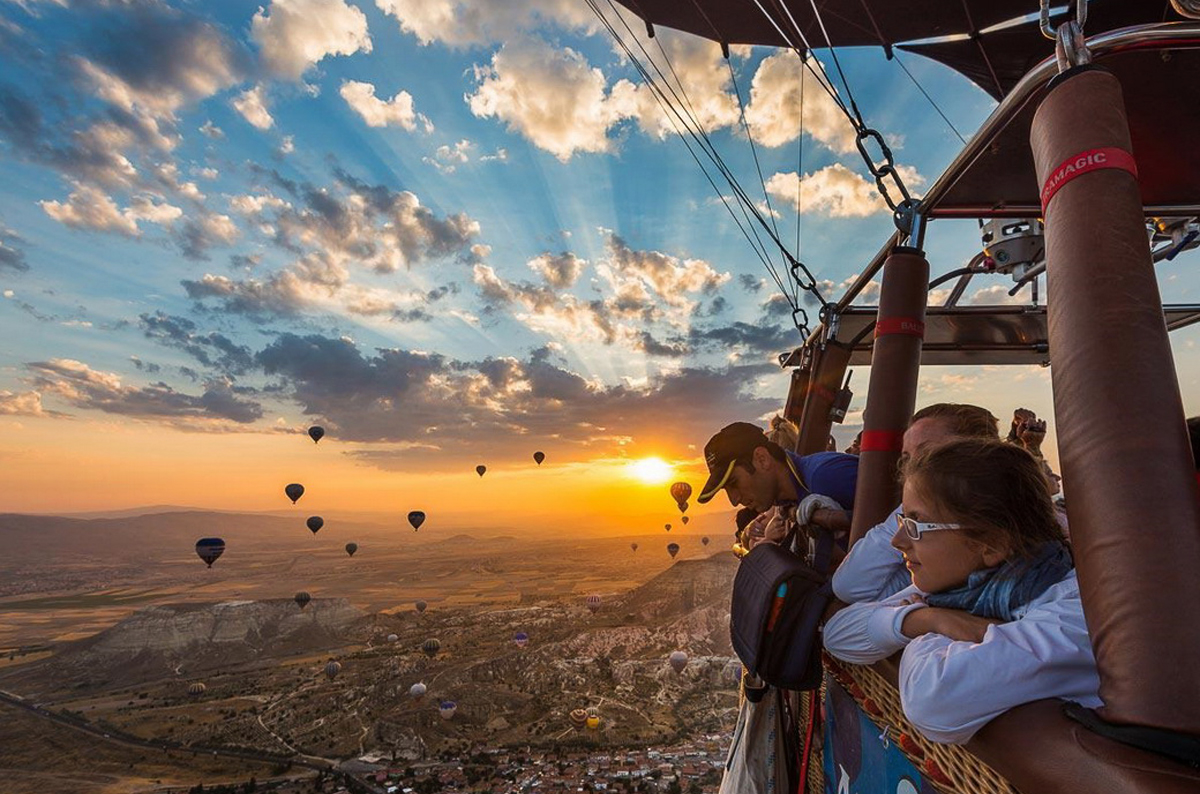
[0,0,1196,510]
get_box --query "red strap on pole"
[874,317,925,339]
[1040,147,1138,211]
[798,689,819,794]
[860,430,904,452]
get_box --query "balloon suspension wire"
[587,0,805,319]
[893,50,967,145]
[652,31,794,308]
[796,52,805,272]
[725,56,797,307]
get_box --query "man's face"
[722,449,778,512]
[901,418,955,467]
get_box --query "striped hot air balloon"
[422,638,441,658]
[586,594,601,614]
[187,682,207,697]
[324,661,341,680]
[569,708,588,730]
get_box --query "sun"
[627,457,674,485]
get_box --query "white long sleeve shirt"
[831,506,912,603]
[822,571,1102,744]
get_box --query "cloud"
[473,234,729,353]
[138,311,255,376]
[39,183,140,235]
[0,389,48,417]
[765,163,925,219]
[229,193,291,215]
[744,52,856,153]
[607,32,740,141]
[199,119,224,139]
[232,85,274,130]
[174,212,239,260]
[374,0,596,48]
[252,0,372,81]
[26,359,263,425]
[0,226,29,272]
[423,139,472,173]
[467,37,637,162]
[339,80,428,130]
[528,251,585,289]
[254,331,776,460]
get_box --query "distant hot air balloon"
[681,516,689,525]
[324,661,341,680]
[409,682,427,700]
[670,482,692,506]
[665,523,672,532]
[513,631,529,648]
[669,650,688,674]
[415,600,428,614]
[187,682,207,697]
[533,451,545,465]
[475,465,487,477]
[195,537,225,568]
[587,706,599,718]
[422,638,441,658]
[308,426,325,444]
[285,483,305,503]
[439,700,457,720]
[701,536,710,546]
[586,715,601,730]
[345,542,357,556]
[569,708,588,730]
[306,516,323,534]
[630,543,638,552]
[386,633,399,643]
[586,594,601,614]
[667,542,680,559]
[407,510,426,531]
[294,591,311,610]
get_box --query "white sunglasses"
[896,512,962,541]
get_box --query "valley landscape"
[0,508,740,793]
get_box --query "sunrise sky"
[1,0,1197,520]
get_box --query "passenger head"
[735,507,758,535]
[1188,416,1200,472]
[892,439,1065,594]
[903,403,999,465]
[766,414,799,452]
[697,422,791,512]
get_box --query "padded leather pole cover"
[796,343,851,455]
[1031,67,1200,732]
[848,249,928,546]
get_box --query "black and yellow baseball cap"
[696,422,770,504]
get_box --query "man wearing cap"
[697,422,860,547]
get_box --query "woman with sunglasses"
[822,438,1100,745]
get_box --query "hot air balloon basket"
[821,653,1019,794]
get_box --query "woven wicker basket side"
[823,654,1020,794]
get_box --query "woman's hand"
[901,606,1003,643]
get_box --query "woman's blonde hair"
[766,414,799,452]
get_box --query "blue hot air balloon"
[439,700,457,720]
[195,538,225,568]
[514,632,529,648]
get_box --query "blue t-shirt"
[783,449,859,510]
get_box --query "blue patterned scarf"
[925,542,1074,621]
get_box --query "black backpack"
[730,529,835,691]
